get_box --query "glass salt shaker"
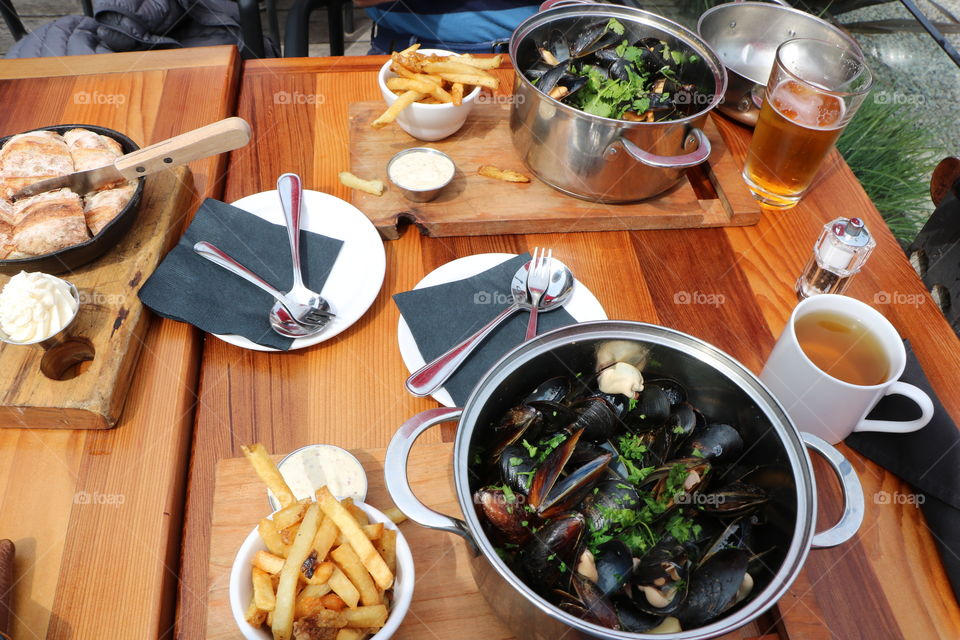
[796,217,876,299]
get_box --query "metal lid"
[831,217,873,248]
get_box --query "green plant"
[836,94,937,245]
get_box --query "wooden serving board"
[348,101,760,239]
[0,167,194,429]
[206,444,514,640]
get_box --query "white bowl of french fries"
[231,445,414,640]
[374,46,502,141]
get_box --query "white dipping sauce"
[389,150,455,190]
[0,271,77,343]
[272,445,367,504]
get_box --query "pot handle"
[803,432,865,548]
[384,407,478,553]
[620,127,711,169]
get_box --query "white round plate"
[214,190,386,351]
[398,253,607,407]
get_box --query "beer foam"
[770,80,845,131]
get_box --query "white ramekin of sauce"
[387,147,456,202]
[266,444,368,511]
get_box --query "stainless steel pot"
[508,5,728,203]
[698,2,862,127]
[385,321,864,639]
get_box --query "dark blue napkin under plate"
[846,340,960,605]
[393,254,579,406]
[139,199,343,350]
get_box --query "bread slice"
[0,219,14,259]
[63,128,123,175]
[11,188,88,257]
[0,130,74,200]
[84,182,137,235]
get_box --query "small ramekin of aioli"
[266,444,368,511]
[0,271,80,349]
[387,147,456,203]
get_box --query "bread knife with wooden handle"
[11,117,252,200]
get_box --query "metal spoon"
[404,258,575,398]
[193,241,329,340]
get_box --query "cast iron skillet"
[0,124,145,275]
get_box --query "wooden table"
[0,47,239,639]
[178,57,960,639]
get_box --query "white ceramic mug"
[761,294,934,444]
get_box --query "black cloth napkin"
[845,340,960,605]
[393,253,578,406]
[139,199,343,350]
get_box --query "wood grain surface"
[348,102,759,238]
[0,46,239,639]
[178,56,960,640]
[0,167,193,429]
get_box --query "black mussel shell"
[537,62,568,94]
[570,397,620,442]
[491,404,542,460]
[676,548,750,628]
[542,28,570,64]
[528,428,582,510]
[614,595,664,632]
[525,376,571,404]
[631,553,689,616]
[528,400,577,433]
[645,377,687,407]
[474,486,532,544]
[538,452,613,518]
[581,479,641,532]
[594,540,634,596]
[608,58,632,82]
[519,512,585,593]
[569,21,618,58]
[698,481,767,518]
[571,573,620,628]
[682,423,744,464]
[624,385,671,431]
[499,443,537,495]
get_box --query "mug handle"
[803,433,865,548]
[383,407,479,554]
[854,381,934,434]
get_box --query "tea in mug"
[794,310,890,386]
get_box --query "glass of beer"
[742,38,873,209]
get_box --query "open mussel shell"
[631,540,691,616]
[593,540,634,596]
[698,481,768,518]
[474,486,532,544]
[538,452,613,518]
[676,548,751,628]
[614,595,665,632]
[519,512,585,594]
[491,404,543,460]
[571,573,620,628]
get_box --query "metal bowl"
[698,2,862,126]
[387,147,456,203]
[386,320,863,639]
[0,124,144,275]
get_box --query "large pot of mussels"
[385,321,863,639]
[508,4,727,202]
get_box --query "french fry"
[300,583,332,599]
[252,567,277,611]
[423,60,495,79]
[338,171,384,196]
[245,597,268,627]
[272,502,307,531]
[343,500,369,526]
[259,518,287,557]
[398,42,420,55]
[451,82,464,106]
[372,90,425,128]
[436,72,499,89]
[328,565,361,609]
[242,444,296,509]
[321,593,348,612]
[254,550,286,575]
[305,560,335,586]
[279,522,301,546]
[386,77,453,104]
[382,507,407,524]
[479,165,531,183]
[332,544,380,606]
[363,523,384,541]
[342,605,389,628]
[374,529,397,576]
[311,513,340,561]
[336,629,366,640]
[317,487,394,590]
[451,54,503,69]
[293,595,326,619]
[273,503,322,640]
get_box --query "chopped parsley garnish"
[628,397,639,411]
[520,439,538,458]
[508,457,524,468]
[618,434,649,461]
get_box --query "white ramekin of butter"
[266,444,368,511]
[0,271,80,349]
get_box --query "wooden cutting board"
[0,167,194,429]
[205,443,515,640]
[348,102,760,239]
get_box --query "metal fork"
[524,247,552,340]
[275,173,334,325]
